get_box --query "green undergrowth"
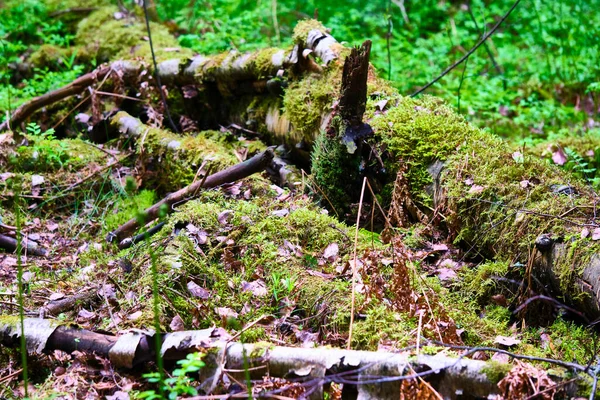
[351,303,416,349]
[103,189,156,234]
[0,0,107,116]
[10,125,105,173]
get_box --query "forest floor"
[1,0,600,399]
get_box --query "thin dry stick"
[411,0,521,97]
[406,365,444,400]
[51,65,117,130]
[0,369,23,384]
[300,170,339,218]
[347,177,367,350]
[81,141,119,162]
[420,290,443,342]
[416,311,423,356]
[94,90,143,102]
[51,94,90,130]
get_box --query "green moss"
[112,117,238,192]
[292,19,329,44]
[240,327,268,343]
[351,304,416,350]
[103,189,156,233]
[481,361,512,384]
[249,342,274,358]
[76,7,190,63]
[369,95,486,205]
[112,190,356,334]
[459,261,510,303]
[11,137,105,173]
[251,47,283,79]
[28,44,75,68]
[283,67,341,143]
[311,128,359,213]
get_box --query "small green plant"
[563,147,599,186]
[18,122,68,169]
[270,271,296,302]
[138,352,205,400]
[303,254,318,269]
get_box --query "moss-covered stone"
[28,44,76,68]
[76,7,191,63]
[11,136,105,173]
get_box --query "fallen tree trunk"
[0,234,47,257]
[3,317,579,399]
[3,10,600,322]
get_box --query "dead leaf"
[375,99,388,111]
[469,185,484,194]
[31,174,44,186]
[77,309,95,320]
[215,307,238,319]
[432,244,448,251]
[581,228,590,239]
[46,221,59,232]
[187,281,210,299]
[0,172,15,181]
[551,147,568,165]
[437,268,457,281]
[128,311,143,320]
[49,292,65,301]
[271,209,289,217]
[241,280,268,297]
[100,285,117,301]
[491,294,507,307]
[217,210,233,225]
[592,228,600,241]
[322,243,339,262]
[512,151,524,163]
[170,315,185,331]
[495,335,521,347]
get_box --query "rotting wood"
[107,147,274,243]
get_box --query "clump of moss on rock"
[11,136,105,173]
[76,7,191,63]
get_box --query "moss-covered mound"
[110,189,358,340]
[76,7,192,63]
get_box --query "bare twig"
[107,148,274,242]
[411,0,521,97]
[347,177,367,349]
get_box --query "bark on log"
[107,147,274,242]
[0,317,505,399]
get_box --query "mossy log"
[4,12,600,321]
